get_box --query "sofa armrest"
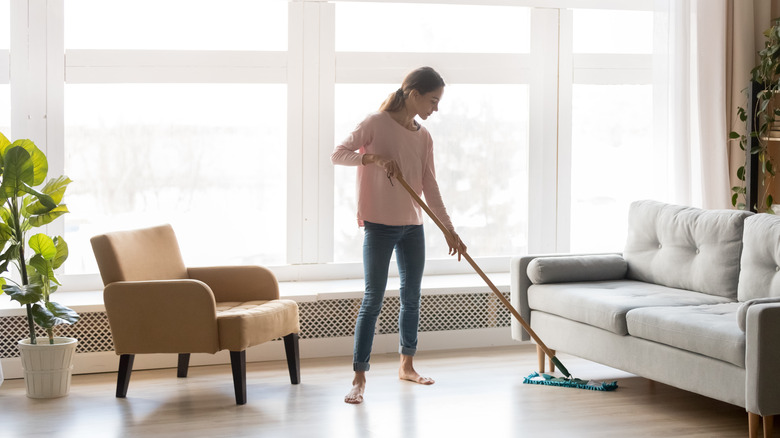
[737,297,780,332]
[745,302,780,415]
[510,253,622,341]
[104,280,220,354]
[188,265,279,302]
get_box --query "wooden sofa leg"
[548,349,556,373]
[748,412,775,438]
[230,350,247,405]
[537,344,545,373]
[283,333,301,385]
[116,354,135,398]
[764,415,774,438]
[177,353,190,378]
[749,412,759,438]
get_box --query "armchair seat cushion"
[216,300,300,351]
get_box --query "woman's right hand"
[363,154,402,180]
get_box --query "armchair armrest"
[104,280,220,355]
[745,302,780,416]
[510,253,622,341]
[188,265,279,302]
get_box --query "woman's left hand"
[446,231,466,261]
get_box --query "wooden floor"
[0,344,764,437]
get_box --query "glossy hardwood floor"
[0,344,763,437]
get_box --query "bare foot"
[399,369,435,385]
[399,354,434,385]
[345,371,366,404]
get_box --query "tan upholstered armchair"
[90,224,300,405]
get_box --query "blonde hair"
[379,67,445,112]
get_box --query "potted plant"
[0,131,79,398]
[731,18,780,212]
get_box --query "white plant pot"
[17,337,78,399]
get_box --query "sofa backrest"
[738,214,780,301]
[623,200,752,299]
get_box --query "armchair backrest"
[90,224,188,285]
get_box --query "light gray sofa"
[510,200,780,437]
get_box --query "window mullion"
[527,7,560,254]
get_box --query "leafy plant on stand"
[0,132,79,344]
[731,18,780,212]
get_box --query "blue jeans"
[353,221,425,372]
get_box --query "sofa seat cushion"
[626,303,744,367]
[216,300,300,351]
[528,280,733,335]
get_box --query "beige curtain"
[727,0,780,207]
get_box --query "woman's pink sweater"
[331,111,454,232]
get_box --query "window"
[7,1,667,288]
[570,84,655,252]
[65,0,287,50]
[564,8,659,253]
[62,1,288,276]
[333,3,533,264]
[336,3,530,53]
[64,84,286,273]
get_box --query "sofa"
[510,200,780,438]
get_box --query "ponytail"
[378,67,445,112]
[379,88,406,112]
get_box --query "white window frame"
[5,0,657,291]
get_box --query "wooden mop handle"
[393,174,559,363]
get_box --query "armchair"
[90,224,300,405]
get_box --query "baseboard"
[0,327,518,380]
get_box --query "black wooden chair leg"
[230,350,247,405]
[177,353,190,378]
[283,333,301,384]
[116,354,135,398]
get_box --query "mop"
[393,174,617,392]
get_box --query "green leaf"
[737,166,746,181]
[732,193,738,206]
[2,283,43,305]
[768,194,775,209]
[31,301,79,329]
[0,131,11,164]
[0,146,56,210]
[52,236,68,270]
[9,139,48,186]
[0,222,12,242]
[28,205,68,228]
[1,146,34,197]
[26,176,71,215]
[28,233,56,259]
[729,131,741,139]
[28,253,56,285]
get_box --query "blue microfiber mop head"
[523,372,618,392]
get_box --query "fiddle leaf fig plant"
[0,131,79,344]
[731,18,780,212]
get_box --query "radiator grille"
[1,292,510,358]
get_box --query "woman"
[331,66,464,404]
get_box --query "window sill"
[0,272,510,317]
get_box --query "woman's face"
[410,86,443,120]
